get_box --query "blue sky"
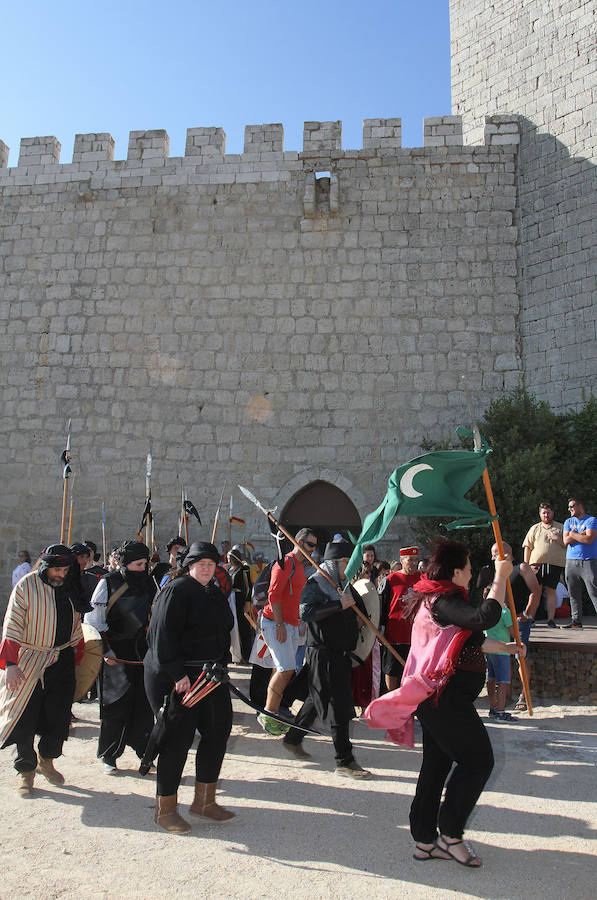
[1,1,451,164]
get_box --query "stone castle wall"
[450,0,597,411]
[0,118,521,592]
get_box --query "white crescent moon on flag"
[399,463,433,498]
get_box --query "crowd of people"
[1,493,595,866]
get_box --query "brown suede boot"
[189,781,236,822]
[37,757,65,785]
[17,771,35,797]
[154,794,191,834]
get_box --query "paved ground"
[531,616,597,650]
[1,667,595,900]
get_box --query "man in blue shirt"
[563,497,597,629]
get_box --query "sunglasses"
[304,540,318,549]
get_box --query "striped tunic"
[0,571,83,746]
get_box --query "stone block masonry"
[0,116,521,592]
[450,0,597,411]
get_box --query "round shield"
[350,578,381,667]
[74,622,103,701]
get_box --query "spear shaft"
[211,482,226,545]
[238,485,405,667]
[182,486,189,544]
[59,420,72,543]
[145,452,152,548]
[67,473,75,545]
[101,501,107,568]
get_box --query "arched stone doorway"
[281,480,361,554]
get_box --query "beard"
[47,576,65,586]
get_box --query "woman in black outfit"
[144,542,234,834]
[406,539,524,867]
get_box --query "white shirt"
[12,561,31,587]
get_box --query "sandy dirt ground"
[1,665,595,900]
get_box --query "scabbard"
[227,683,322,736]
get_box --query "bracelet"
[275,623,284,628]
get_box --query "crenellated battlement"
[0,116,520,180]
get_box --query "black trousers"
[284,695,353,767]
[4,648,75,773]
[97,664,154,762]
[409,670,494,843]
[145,671,233,796]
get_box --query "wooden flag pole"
[462,378,533,715]
[480,470,533,715]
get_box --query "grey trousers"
[565,558,597,620]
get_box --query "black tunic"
[145,575,234,683]
[298,575,362,724]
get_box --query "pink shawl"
[364,596,471,747]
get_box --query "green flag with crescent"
[345,447,493,582]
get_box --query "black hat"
[70,542,92,557]
[40,545,75,567]
[166,536,187,552]
[117,541,150,567]
[324,540,354,561]
[84,540,100,562]
[184,541,220,566]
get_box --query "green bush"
[411,389,596,590]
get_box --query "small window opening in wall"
[315,170,331,179]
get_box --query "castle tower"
[450,0,597,410]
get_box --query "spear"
[59,419,72,543]
[461,377,533,716]
[211,481,226,544]
[101,501,107,567]
[145,451,152,548]
[238,485,406,667]
[228,495,233,547]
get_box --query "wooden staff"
[101,501,107,568]
[211,482,226,544]
[59,419,72,543]
[67,472,75,545]
[238,486,406,667]
[228,495,233,547]
[462,379,533,715]
[182,486,189,544]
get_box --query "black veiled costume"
[284,560,364,766]
[90,570,155,763]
